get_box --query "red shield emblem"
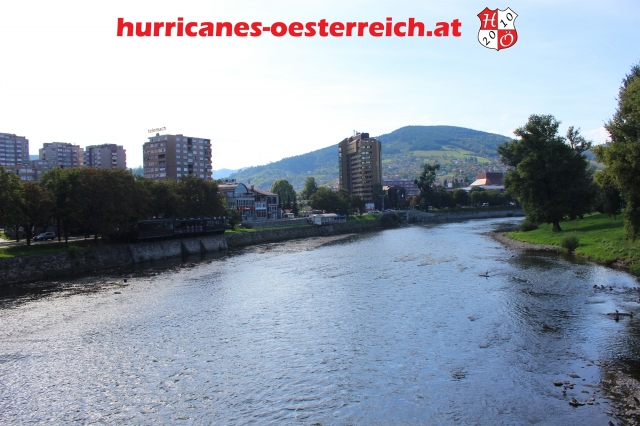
[477,7,518,51]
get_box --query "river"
[1,217,639,424]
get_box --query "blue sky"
[0,0,638,169]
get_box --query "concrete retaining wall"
[0,221,378,286]
[405,209,524,223]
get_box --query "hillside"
[228,125,511,191]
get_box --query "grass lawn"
[348,214,380,221]
[429,206,521,214]
[507,213,640,274]
[0,241,90,259]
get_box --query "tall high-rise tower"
[338,132,382,201]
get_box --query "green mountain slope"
[228,125,511,191]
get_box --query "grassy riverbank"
[0,241,90,259]
[507,213,640,275]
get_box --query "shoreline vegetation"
[501,213,640,276]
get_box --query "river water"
[1,218,639,424]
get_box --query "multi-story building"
[84,144,127,169]
[338,132,382,201]
[39,142,83,169]
[219,180,280,221]
[143,133,212,181]
[383,179,420,196]
[8,165,36,181]
[0,133,30,168]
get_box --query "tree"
[0,167,24,240]
[594,63,640,240]
[348,194,366,214]
[178,175,225,218]
[497,114,597,232]
[270,179,296,206]
[138,177,182,218]
[414,162,440,210]
[41,168,84,243]
[371,183,385,210]
[452,188,470,206]
[300,177,318,199]
[16,182,55,247]
[309,187,349,214]
[77,168,151,240]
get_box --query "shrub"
[380,212,400,228]
[67,245,79,258]
[630,263,640,277]
[560,234,579,252]
[520,219,539,232]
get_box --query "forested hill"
[227,125,511,191]
[377,126,510,156]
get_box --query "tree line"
[0,167,225,246]
[488,63,638,237]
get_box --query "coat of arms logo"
[477,7,518,51]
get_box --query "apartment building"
[84,144,127,169]
[383,179,420,196]
[338,132,382,201]
[39,142,83,169]
[0,133,30,168]
[143,133,212,181]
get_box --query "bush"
[560,234,579,252]
[67,245,80,258]
[630,263,640,277]
[520,219,539,232]
[380,212,400,228]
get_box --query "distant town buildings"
[469,172,504,190]
[383,179,419,196]
[338,132,382,201]
[218,179,280,221]
[84,144,127,170]
[143,133,212,181]
[0,133,30,168]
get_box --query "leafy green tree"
[470,187,489,206]
[0,167,25,240]
[41,168,84,243]
[300,177,318,199]
[414,162,440,210]
[270,179,296,206]
[594,63,640,240]
[497,114,597,232]
[140,177,182,218]
[178,175,225,218]
[348,194,366,215]
[17,182,55,246]
[309,187,349,214]
[452,188,470,206]
[439,187,454,208]
[372,183,385,210]
[77,168,151,240]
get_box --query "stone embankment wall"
[0,220,380,286]
[405,209,524,223]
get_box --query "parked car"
[481,203,489,207]
[33,232,56,241]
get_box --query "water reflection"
[1,218,639,424]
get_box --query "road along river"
[1,217,639,424]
